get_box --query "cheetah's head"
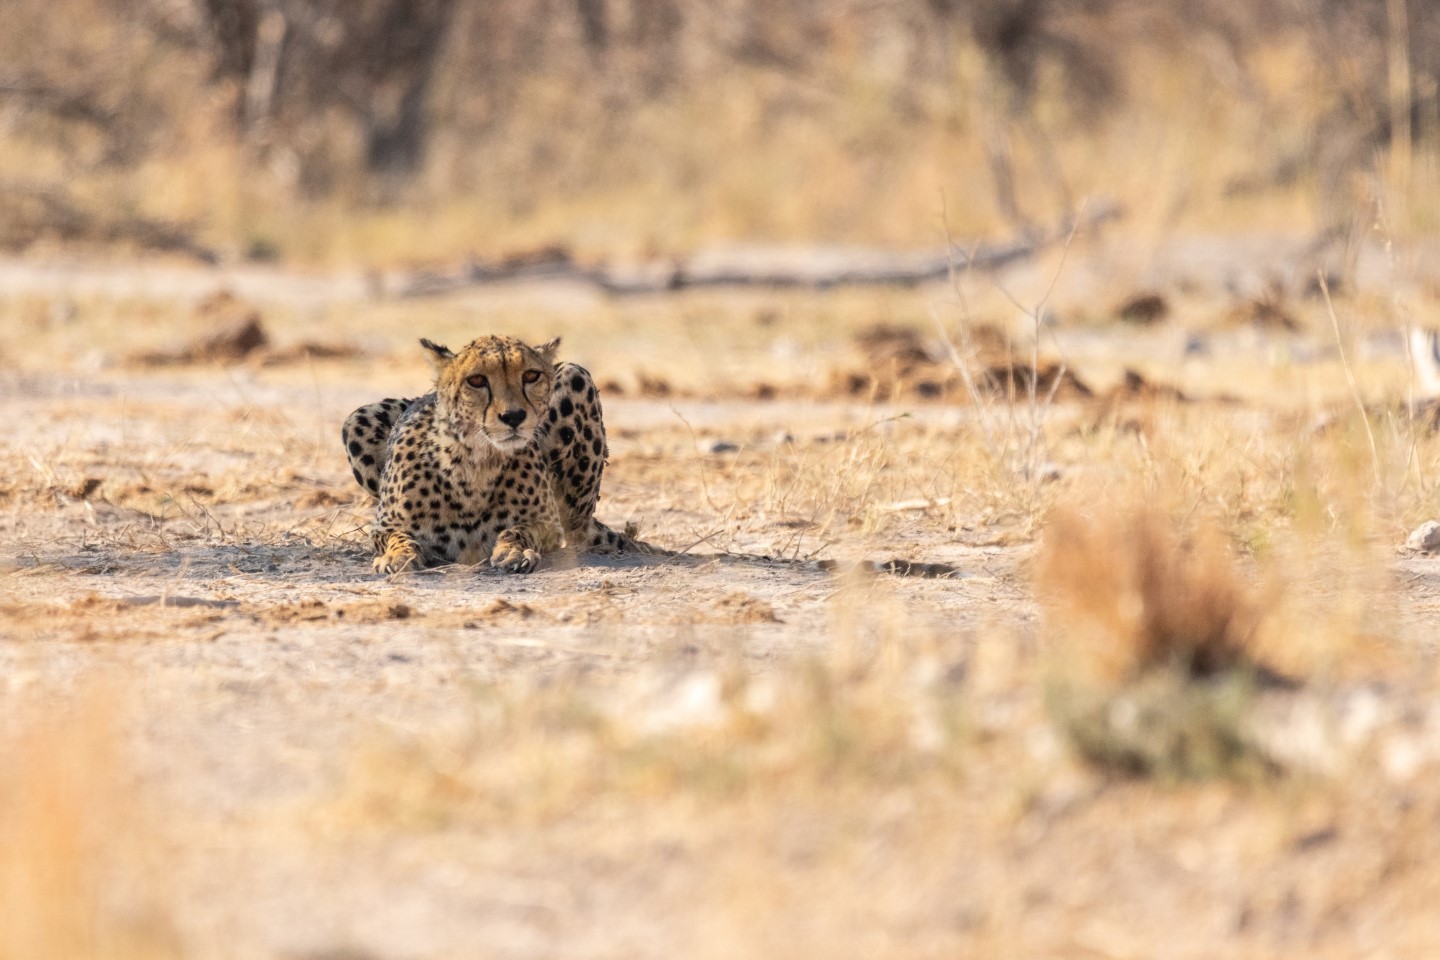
[422,335,560,455]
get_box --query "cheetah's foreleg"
[489,524,558,574]
[373,531,424,575]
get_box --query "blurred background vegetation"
[4,0,1436,264]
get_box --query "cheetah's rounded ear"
[419,338,455,375]
[533,337,561,365]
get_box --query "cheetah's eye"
[522,370,542,385]
[465,374,489,390]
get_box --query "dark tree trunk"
[197,0,260,123]
[575,0,608,57]
[366,79,436,179]
[360,0,459,183]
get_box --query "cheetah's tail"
[725,555,961,579]
[585,521,958,578]
[583,520,679,558]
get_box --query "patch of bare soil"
[1113,290,1171,325]
[826,322,1098,403]
[1222,287,1303,332]
[131,290,270,365]
[129,290,363,368]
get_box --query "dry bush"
[1036,497,1288,779]
[1036,502,1272,686]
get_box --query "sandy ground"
[1,362,1022,959]
[7,244,1440,958]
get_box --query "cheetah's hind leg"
[342,397,414,496]
[535,364,673,559]
[537,363,611,543]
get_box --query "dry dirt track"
[1,366,1030,959]
[9,249,1440,958]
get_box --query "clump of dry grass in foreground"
[1036,500,1287,780]
[0,690,179,960]
[1037,505,1275,685]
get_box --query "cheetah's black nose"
[498,408,527,428]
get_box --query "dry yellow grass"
[0,690,180,960]
[8,2,1440,265]
[1037,501,1273,686]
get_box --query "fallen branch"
[392,201,1122,298]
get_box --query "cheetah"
[344,335,957,578]
[343,335,645,575]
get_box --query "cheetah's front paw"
[373,536,422,575]
[490,531,541,574]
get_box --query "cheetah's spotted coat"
[343,335,640,575]
[343,335,958,579]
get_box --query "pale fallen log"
[392,201,1121,298]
